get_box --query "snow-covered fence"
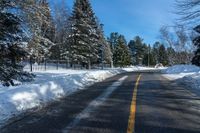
[23,60,71,72]
[23,60,112,72]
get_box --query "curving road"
[1,71,200,133]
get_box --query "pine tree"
[152,42,161,64]
[24,0,55,62]
[142,45,156,66]
[192,25,200,66]
[96,23,112,67]
[0,0,34,86]
[103,41,113,66]
[143,53,156,66]
[128,40,135,65]
[41,0,55,40]
[68,0,99,69]
[107,32,120,53]
[158,44,169,66]
[113,35,131,67]
[40,0,56,60]
[128,36,146,65]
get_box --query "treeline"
[108,33,192,67]
[27,0,114,69]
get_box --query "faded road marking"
[63,76,128,133]
[127,74,142,133]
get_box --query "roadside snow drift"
[0,69,119,126]
[0,67,156,127]
[162,65,200,91]
[181,73,200,91]
[163,65,200,74]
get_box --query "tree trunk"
[88,60,91,70]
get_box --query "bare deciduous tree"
[159,25,194,65]
[175,0,200,24]
[159,26,176,65]
[174,25,194,64]
[159,26,175,48]
[52,0,71,60]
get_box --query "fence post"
[44,59,47,71]
[57,60,59,70]
[30,56,33,72]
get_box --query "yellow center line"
[127,74,142,133]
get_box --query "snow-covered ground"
[0,66,157,127]
[162,65,200,92]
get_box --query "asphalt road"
[1,71,200,133]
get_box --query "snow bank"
[163,65,200,74]
[162,65,200,92]
[122,66,162,72]
[0,67,151,127]
[181,73,200,91]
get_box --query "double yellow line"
[127,74,142,133]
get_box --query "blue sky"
[50,0,176,44]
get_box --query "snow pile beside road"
[181,73,200,91]
[163,65,200,74]
[162,65,200,91]
[122,66,162,72]
[0,69,119,126]
[0,67,152,127]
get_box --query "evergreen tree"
[107,32,120,53]
[143,53,156,66]
[97,23,112,66]
[128,36,146,65]
[40,0,56,60]
[107,32,120,66]
[68,0,99,69]
[113,35,131,67]
[0,0,34,86]
[142,45,156,66]
[158,44,169,66]
[152,42,161,64]
[128,40,135,65]
[103,41,113,66]
[192,25,200,66]
[24,0,55,62]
